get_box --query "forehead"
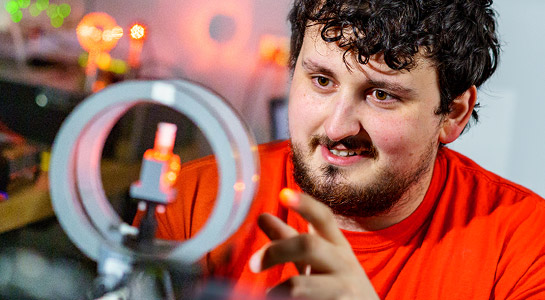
[300,24,436,78]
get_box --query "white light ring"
[49,80,259,263]
[170,80,259,239]
[77,104,130,247]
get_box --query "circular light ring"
[49,80,259,264]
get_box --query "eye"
[367,89,399,107]
[374,90,389,101]
[313,76,331,87]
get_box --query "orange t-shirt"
[154,140,545,299]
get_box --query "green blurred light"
[10,10,23,22]
[58,3,70,18]
[36,0,48,11]
[110,59,128,74]
[17,0,30,9]
[50,15,63,27]
[78,53,88,67]
[5,1,19,15]
[29,3,40,16]
[46,3,57,18]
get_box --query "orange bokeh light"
[169,161,181,172]
[96,52,112,70]
[233,182,246,192]
[259,34,289,66]
[130,24,146,40]
[164,171,178,186]
[76,12,123,52]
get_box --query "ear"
[439,85,477,144]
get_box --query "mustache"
[309,134,378,158]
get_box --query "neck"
[333,161,435,232]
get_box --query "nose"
[323,95,362,141]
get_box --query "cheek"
[288,87,323,139]
[287,89,304,139]
[365,114,438,156]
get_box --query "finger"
[304,224,315,275]
[257,213,299,241]
[280,189,349,247]
[249,245,267,273]
[255,213,310,275]
[248,243,311,275]
[249,242,308,275]
[256,233,341,273]
[267,274,352,300]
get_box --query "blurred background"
[0,0,543,298]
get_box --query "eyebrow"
[301,59,337,77]
[366,79,416,98]
[301,58,417,97]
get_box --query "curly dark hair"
[288,0,501,123]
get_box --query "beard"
[291,135,435,218]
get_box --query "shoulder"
[434,147,545,235]
[437,149,545,299]
[438,147,543,204]
[432,149,545,298]
[432,147,545,284]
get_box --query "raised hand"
[249,188,380,300]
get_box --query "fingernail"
[279,188,299,208]
[249,251,262,273]
[308,223,315,234]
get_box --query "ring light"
[49,80,259,264]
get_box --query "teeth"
[330,149,361,157]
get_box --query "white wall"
[449,0,545,197]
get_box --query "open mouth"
[310,135,378,163]
[329,148,366,157]
[324,142,378,162]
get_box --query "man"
[153,0,545,299]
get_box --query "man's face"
[288,26,444,217]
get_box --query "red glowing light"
[130,23,146,40]
[128,23,147,68]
